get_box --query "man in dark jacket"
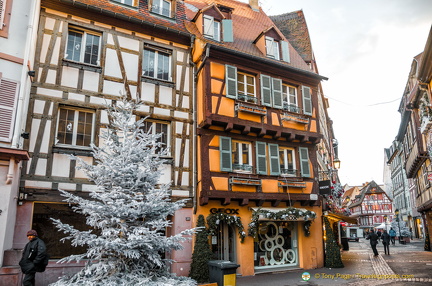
[366,229,379,256]
[381,230,391,255]
[19,230,47,286]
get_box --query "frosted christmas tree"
[51,99,196,286]
[390,219,411,237]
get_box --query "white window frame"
[282,84,299,113]
[232,140,252,173]
[151,0,172,17]
[55,107,96,149]
[265,36,280,60]
[112,0,138,7]
[203,15,221,42]
[65,27,101,66]
[142,46,172,81]
[279,147,296,176]
[143,120,171,156]
[237,72,256,103]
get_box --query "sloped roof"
[184,0,317,74]
[48,0,190,36]
[348,181,390,208]
[270,10,313,63]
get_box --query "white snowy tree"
[390,219,411,237]
[50,99,196,286]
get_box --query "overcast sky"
[241,0,432,185]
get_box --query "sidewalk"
[236,238,432,286]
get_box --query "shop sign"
[319,180,331,195]
[210,208,239,215]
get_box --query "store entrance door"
[212,222,236,262]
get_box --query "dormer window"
[112,0,138,7]
[203,15,221,41]
[265,37,280,60]
[151,0,173,18]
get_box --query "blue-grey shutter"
[226,65,237,99]
[220,136,232,172]
[299,147,311,177]
[302,86,312,115]
[261,74,272,107]
[272,78,283,109]
[281,40,290,63]
[268,143,280,175]
[256,141,267,175]
[222,19,233,42]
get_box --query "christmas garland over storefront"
[248,207,317,238]
[207,213,246,243]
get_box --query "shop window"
[142,120,170,156]
[150,0,173,18]
[55,107,95,148]
[211,222,236,262]
[111,0,138,7]
[142,45,172,81]
[65,27,101,66]
[0,76,19,142]
[32,203,89,258]
[253,221,298,268]
[282,84,299,113]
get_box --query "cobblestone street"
[237,238,432,286]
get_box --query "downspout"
[12,0,41,149]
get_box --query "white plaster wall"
[82,71,100,92]
[52,154,71,177]
[103,80,125,96]
[104,48,122,78]
[61,67,79,88]
[122,52,139,81]
[159,86,173,106]
[117,35,139,51]
[141,82,155,102]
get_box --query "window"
[203,15,220,41]
[279,147,296,176]
[237,72,256,103]
[282,84,299,113]
[143,46,172,81]
[112,0,138,7]
[142,120,170,155]
[56,107,95,147]
[0,77,19,142]
[232,140,252,173]
[0,0,11,38]
[151,0,172,17]
[0,0,7,30]
[265,37,280,60]
[65,27,101,65]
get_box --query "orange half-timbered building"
[185,0,327,276]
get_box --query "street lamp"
[395,209,402,244]
[333,158,341,170]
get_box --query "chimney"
[249,0,260,11]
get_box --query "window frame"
[232,140,253,173]
[142,45,173,82]
[282,84,299,113]
[65,26,101,66]
[203,14,221,42]
[265,36,280,60]
[142,119,171,156]
[111,0,138,7]
[151,0,173,18]
[279,147,296,176]
[237,71,256,103]
[55,106,96,149]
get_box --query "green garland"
[207,213,246,243]
[248,207,317,237]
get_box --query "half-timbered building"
[4,0,195,283]
[185,0,327,276]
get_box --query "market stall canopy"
[325,212,358,224]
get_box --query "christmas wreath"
[207,213,246,243]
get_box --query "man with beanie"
[19,230,48,286]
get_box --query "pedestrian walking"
[381,230,391,255]
[366,229,379,256]
[19,230,48,286]
[389,227,396,245]
[377,229,382,240]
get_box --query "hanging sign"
[319,180,331,195]
[428,173,432,182]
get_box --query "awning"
[325,212,358,224]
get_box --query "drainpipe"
[12,0,41,149]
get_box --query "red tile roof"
[184,0,314,73]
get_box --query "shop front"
[196,202,324,276]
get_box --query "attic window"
[265,37,280,60]
[203,15,220,41]
[151,0,173,18]
[111,0,138,7]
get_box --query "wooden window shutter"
[256,141,267,175]
[220,136,232,172]
[272,78,283,109]
[299,147,311,177]
[0,78,19,142]
[222,19,233,42]
[281,40,290,62]
[268,143,280,175]
[203,15,214,37]
[261,74,272,107]
[225,65,237,99]
[302,86,312,115]
[0,0,5,29]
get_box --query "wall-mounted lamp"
[333,158,341,170]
